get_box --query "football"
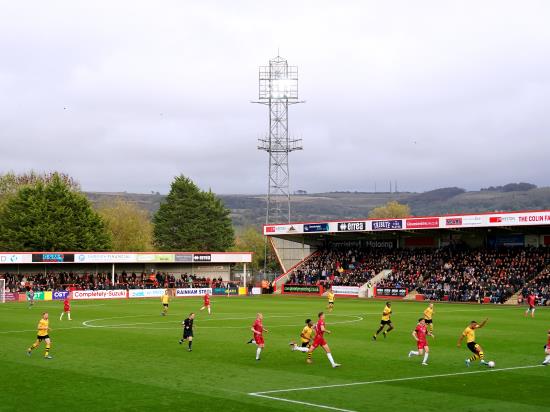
[488,361,496,368]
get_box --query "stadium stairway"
[359,269,393,298]
[504,291,521,306]
[273,250,321,294]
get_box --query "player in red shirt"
[543,330,550,365]
[408,318,433,365]
[200,293,211,314]
[248,313,268,361]
[525,293,536,318]
[59,297,71,321]
[307,312,341,368]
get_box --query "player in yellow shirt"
[372,302,394,340]
[27,312,53,359]
[161,290,170,316]
[327,290,335,312]
[290,319,314,353]
[457,318,490,367]
[423,303,434,333]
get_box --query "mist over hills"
[86,184,550,228]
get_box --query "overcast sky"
[1,1,549,194]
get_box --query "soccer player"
[457,318,489,367]
[372,302,394,340]
[408,318,433,365]
[27,312,52,359]
[59,297,72,321]
[249,312,268,361]
[327,289,335,312]
[525,292,536,318]
[179,313,195,351]
[423,303,434,333]
[543,330,550,366]
[200,292,211,314]
[290,319,314,353]
[27,289,34,308]
[161,290,169,316]
[307,312,341,368]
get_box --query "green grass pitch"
[0,296,548,411]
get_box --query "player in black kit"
[179,313,195,351]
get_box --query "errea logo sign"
[337,222,366,231]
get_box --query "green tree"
[153,175,234,251]
[368,200,411,219]
[97,199,154,251]
[231,226,265,272]
[0,175,111,251]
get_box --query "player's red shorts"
[417,340,427,350]
[254,335,264,345]
[311,336,327,349]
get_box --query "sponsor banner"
[264,224,301,235]
[518,214,550,224]
[489,216,517,224]
[282,284,322,294]
[488,235,524,248]
[32,253,74,263]
[445,217,462,226]
[4,292,19,302]
[75,253,137,263]
[364,239,397,249]
[251,287,262,295]
[372,219,403,231]
[337,221,367,232]
[72,290,127,300]
[209,254,253,263]
[136,254,175,263]
[329,240,362,248]
[374,287,408,297]
[175,254,193,263]
[193,254,212,262]
[44,291,52,301]
[27,291,45,301]
[52,290,70,300]
[0,254,30,264]
[406,218,440,229]
[462,216,483,226]
[128,289,168,298]
[175,288,212,297]
[212,287,239,296]
[331,286,360,296]
[303,223,329,233]
[238,287,247,296]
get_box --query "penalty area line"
[248,393,357,412]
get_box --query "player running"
[525,292,536,318]
[457,318,490,367]
[59,297,71,320]
[27,289,34,308]
[179,313,195,351]
[543,330,550,366]
[423,303,434,333]
[248,313,268,361]
[27,312,53,359]
[161,290,169,316]
[307,312,341,368]
[200,292,211,314]
[327,289,335,312]
[372,302,394,340]
[290,318,314,353]
[408,318,433,365]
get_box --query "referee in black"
[179,312,195,351]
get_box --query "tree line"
[0,172,275,271]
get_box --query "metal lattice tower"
[255,54,303,224]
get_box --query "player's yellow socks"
[469,354,479,362]
[307,352,312,362]
[29,342,39,351]
[479,351,484,360]
[44,344,50,357]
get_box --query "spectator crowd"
[285,246,550,304]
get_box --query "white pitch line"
[249,393,357,412]
[251,364,545,395]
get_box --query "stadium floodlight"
[255,54,303,225]
[0,278,5,303]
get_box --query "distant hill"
[85,186,550,228]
